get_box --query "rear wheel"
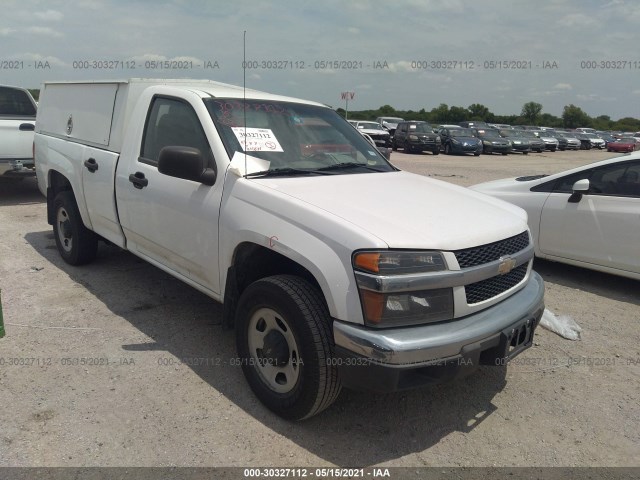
[53,191,98,265]
[235,275,341,420]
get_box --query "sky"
[1,0,638,119]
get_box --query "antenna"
[243,30,247,177]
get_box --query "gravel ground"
[0,149,638,469]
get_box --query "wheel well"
[47,170,73,225]
[222,242,323,328]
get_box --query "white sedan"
[470,153,640,280]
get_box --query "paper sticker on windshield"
[409,124,417,129]
[231,127,284,152]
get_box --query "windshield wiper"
[244,167,332,178]
[316,162,385,172]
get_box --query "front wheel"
[52,191,98,265]
[444,144,451,155]
[235,275,341,420]
[432,148,440,155]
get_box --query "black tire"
[235,275,341,420]
[523,151,528,155]
[501,152,508,156]
[432,148,440,155]
[474,152,480,156]
[52,191,98,265]
[404,143,412,153]
[444,143,451,155]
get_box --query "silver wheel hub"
[248,308,301,394]
[56,207,73,253]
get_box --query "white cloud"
[25,26,63,37]
[13,53,66,67]
[553,83,572,90]
[557,13,598,28]
[130,53,168,62]
[387,61,414,73]
[0,27,15,36]
[347,27,360,34]
[34,10,64,21]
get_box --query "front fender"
[219,176,387,324]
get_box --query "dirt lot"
[0,149,638,468]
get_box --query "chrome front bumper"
[333,272,544,391]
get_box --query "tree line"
[27,87,639,132]
[339,101,640,132]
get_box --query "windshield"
[205,99,394,175]
[409,123,434,133]
[502,130,525,138]
[522,131,540,139]
[358,122,385,131]
[380,117,403,123]
[478,130,502,138]
[450,128,475,137]
[618,138,635,143]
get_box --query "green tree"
[430,103,450,123]
[468,103,489,120]
[378,104,396,115]
[562,104,591,128]
[520,102,543,124]
[449,106,470,122]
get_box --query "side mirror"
[568,179,589,203]
[158,146,216,186]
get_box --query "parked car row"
[355,118,638,157]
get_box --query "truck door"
[115,95,223,294]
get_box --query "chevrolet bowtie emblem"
[498,257,517,275]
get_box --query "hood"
[251,171,528,250]
[359,128,390,136]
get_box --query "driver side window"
[141,96,212,167]
[553,162,640,196]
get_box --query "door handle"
[19,123,35,131]
[129,172,148,189]
[84,158,98,173]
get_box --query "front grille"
[454,231,530,269]
[465,263,528,304]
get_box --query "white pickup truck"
[0,85,37,178]
[34,79,544,420]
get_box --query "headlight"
[359,289,454,327]
[436,136,441,142]
[354,251,446,275]
[409,135,418,140]
[353,251,453,327]
[483,140,490,146]
[513,140,521,145]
